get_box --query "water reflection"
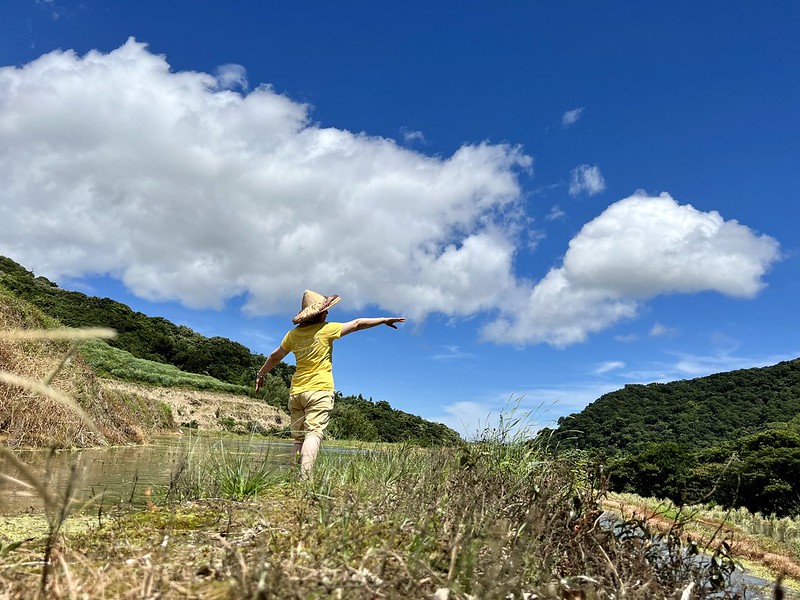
[0,434,295,515]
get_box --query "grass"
[162,435,285,503]
[2,434,794,598]
[79,339,251,395]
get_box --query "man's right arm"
[255,345,289,393]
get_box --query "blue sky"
[1,1,798,436]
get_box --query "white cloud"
[0,39,531,319]
[562,107,584,127]
[482,192,781,346]
[215,63,248,91]
[671,351,797,377]
[595,360,625,374]
[624,351,799,383]
[431,345,475,361]
[615,333,638,343]
[0,42,781,349]
[569,164,606,197]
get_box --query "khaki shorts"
[288,390,334,441]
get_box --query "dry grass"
[0,289,173,448]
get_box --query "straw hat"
[292,290,341,324]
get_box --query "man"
[255,290,405,476]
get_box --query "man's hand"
[384,317,406,329]
[255,374,264,394]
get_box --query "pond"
[0,433,296,516]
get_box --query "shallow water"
[0,433,295,515]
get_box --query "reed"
[227,410,770,599]
[161,434,288,504]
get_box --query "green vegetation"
[80,338,251,394]
[78,337,298,411]
[547,360,800,518]
[163,437,288,502]
[606,420,800,517]
[550,358,800,453]
[330,393,463,447]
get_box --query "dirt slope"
[99,380,288,436]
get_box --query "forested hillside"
[0,256,461,446]
[546,358,800,517]
[0,256,290,389]
[551,358,800,453]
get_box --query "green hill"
[550,358,800,454]
[0,255,289,389]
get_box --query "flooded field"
[0,433,295,515]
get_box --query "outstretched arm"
[340,317,406,337]
[255,345,289,393]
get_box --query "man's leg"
[299,390,334,477]
[300,434,321,477]
[288,393,306,470]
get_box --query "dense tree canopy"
[550,359,800,454]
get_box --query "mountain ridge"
[549,357,800,453]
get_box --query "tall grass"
[228,417,761,599]
[163,434,287,503]
[0,326,114,594]
[1,411,786,598]
[0,322,787,598]
[1,291,174,447]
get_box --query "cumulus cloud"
[569,164,606,197]
[0,42,781,348]
[401,127,426,144]
[0,39,531,318]
[562,107,584,127]
[482,192,781,346]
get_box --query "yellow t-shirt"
[280,322,343,394]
